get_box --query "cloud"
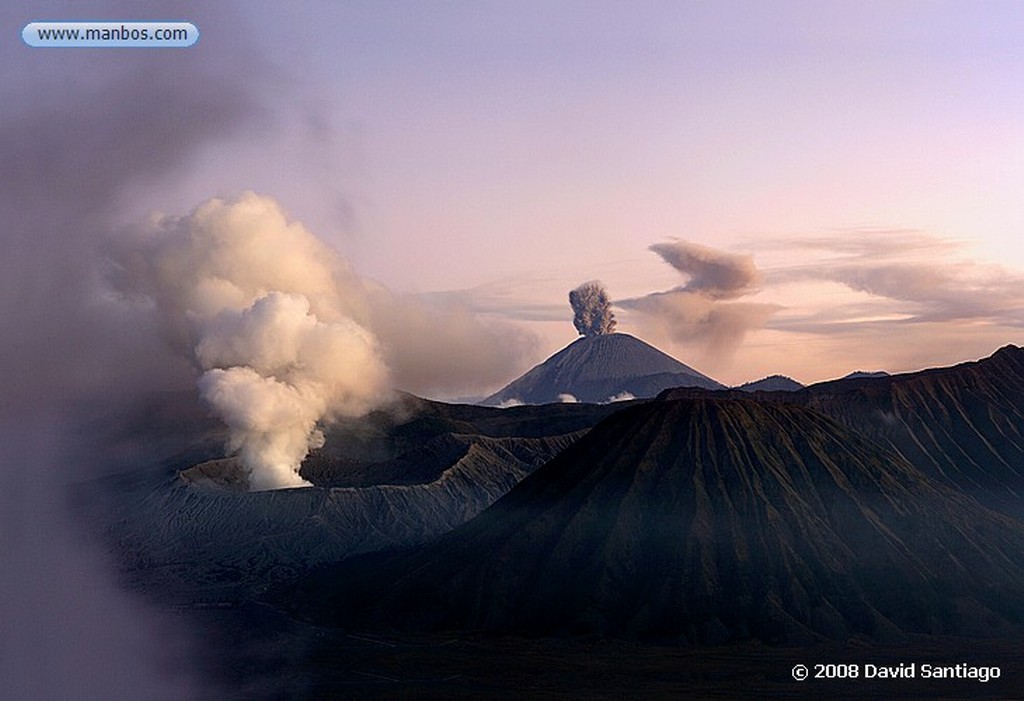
[619,240,779,358]
[765,229,1024,332]
[0,43,260,419]
[758,228,962,260]
[427,274,596,325]
[0,4,268,697]
[628,292,778,354]
[648,240,762,299]
[363,287,538,399]
[705,228,1024,385]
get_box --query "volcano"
[288,395,1024,643]
[484,332,722,405]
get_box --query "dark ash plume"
[569,281,616,336]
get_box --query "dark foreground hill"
[285,396,1024,643]
[484,332,722,405]
[77,394,625,602]
[666,344,1024,517]
[807,345,1024,515]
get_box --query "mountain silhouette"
[78,395,624,602]
[288,395,1024,643]
[806,345,1024,516]
[484,332,722,405]
[665,344,1024,516]
[735,374,803,392]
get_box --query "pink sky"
[9,1,1024,393]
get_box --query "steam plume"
[112,193,389,490]
[111,192,536,489]
[569,281,617,336]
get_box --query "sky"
[121,2,1024,385]
[261,1,1024,382]
[8,2,1024,392]
[3,2,1024,696]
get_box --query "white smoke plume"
[569,281,617,336]
[194,293,387,490]
[619,240,779,358]
[111,192,536,489]
[557,393,579,403]
[111,193,390,490]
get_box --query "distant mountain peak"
[483,332,722,405]
[841,370,890,380]
[734,374,803,392]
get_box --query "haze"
[5,2,1024,697]
[5,2,1024,394]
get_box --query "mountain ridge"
[286,394,1024,643]
[77,396,626,602]
[735,374,804,392]
[664,344,1024,515]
